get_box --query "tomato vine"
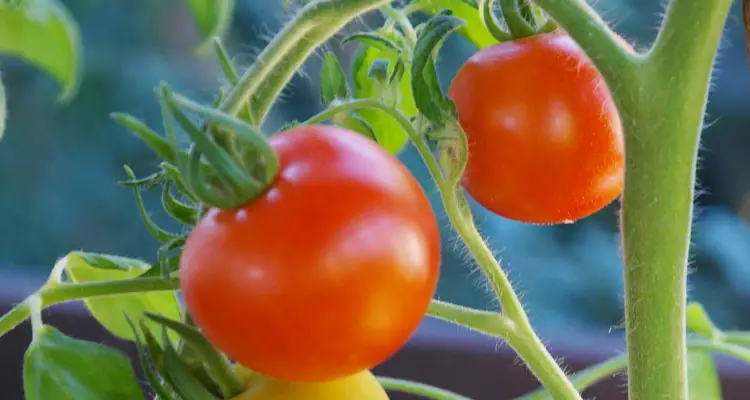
[0,0,747,399]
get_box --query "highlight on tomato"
[231,369,389,400]
[180,125,441,383]
[448,32,625,224]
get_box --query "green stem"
[380,5,418,49]
[723,332,750,347]
[518,354,627,400]
[0,277,180,339]
[531,0,732,399]
[519,337,750,400]
[309,99,580,400]
[218,0,391,126]
[377,377,474,400]
[499,0,536,38]
[427,299,514,337]
[530,0,639,85]
[478,0,512,42]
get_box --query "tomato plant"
[0,0,746,399]
[449,32,624,224]
[181,124,440,382]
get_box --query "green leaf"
[411,12,464,123]
[687,302,721,339]
[342,32,404,55]
[0,72,5,142]
[687,349,722,400]
[334,111,376,141]
[23,325,144,400]
[351,30,417,154]
[389,57,406,85]
[411,0,497,49]
[0,0,81,101]
[367,58,391,85]
[62,252,182,345]
[184,0,235,53]
[319,51,349,106]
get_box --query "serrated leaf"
[688,349,722,399]
[320,51,349,106]
[342,32,404,55]
[185,0,234,53]
[411,0,496,49]
[23,325,144,400]
[63,252,182,345]
[0,72,5,142]
[351,30,417,154]
[0,0,81,101]
[411,12,464,123]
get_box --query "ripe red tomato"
[180,125,440,382]
[448,32,624,224]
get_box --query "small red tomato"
[180,125,440,382]
[448,32,624,224]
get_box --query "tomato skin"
[232,370,389,400]
[180,125,440,382]
[448,32,624,224]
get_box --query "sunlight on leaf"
[185,0,235,53]
[351,31,417,154]
[411,0,496,49]
[0,0,81,102]
[62,252,182,345]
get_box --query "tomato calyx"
[158,85,280,210]
[126,312,247,400]
[477,0,558,43]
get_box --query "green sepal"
[123,165,182,243]
[145,312,245,398]
[162,181,200,226]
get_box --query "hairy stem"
[307,99,580,399]
[531,0,732,398]
[218,0,392,126]
[0,277,180,338]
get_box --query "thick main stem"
[620,1,733,398]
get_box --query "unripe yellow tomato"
[231,369,389,400]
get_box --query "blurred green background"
[1,0,750,339]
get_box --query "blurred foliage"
[1,0,750,337]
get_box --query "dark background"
[1,0,749,354]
